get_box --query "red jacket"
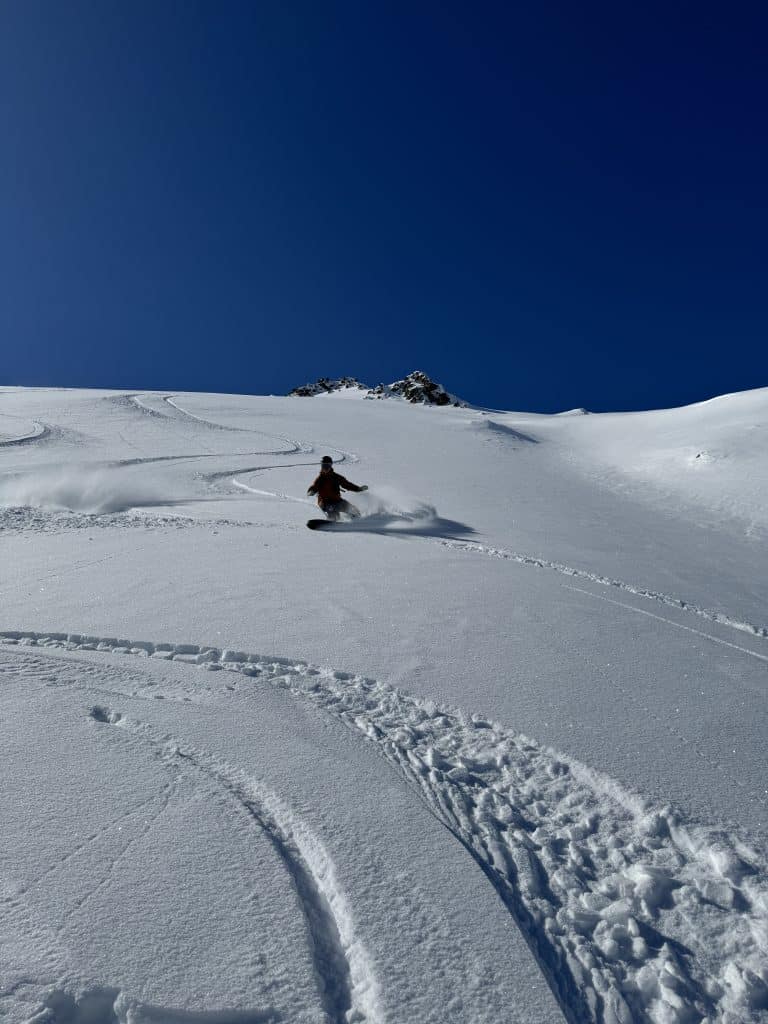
[307,471,363,507]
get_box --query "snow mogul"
[307,456,368,521]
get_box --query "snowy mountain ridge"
[288,375,369,397]
[289,369,466,406]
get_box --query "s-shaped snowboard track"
[155,393,361,469]
[107,393,310,459]
[106,393,359,494]
[115,393,359,468]
[3,632,767,1024]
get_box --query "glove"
[360,485,368,492]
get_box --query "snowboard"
[307,518,337,530]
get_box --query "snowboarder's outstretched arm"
[307,475,321,496]
[336,475,367,493]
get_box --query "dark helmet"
[321,455,333,467]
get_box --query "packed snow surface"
[1,385,767,1024]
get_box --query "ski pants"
[321,499,360,521]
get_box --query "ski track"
[2,393,359,515]
[104,394,169,420]
[112,427,757,659]
[89,707,380,1024]
[564,585,768,668]
[110,451,297,469]
[203,461,320,485]
[222,448,355,495]
[231,481,315,505]
[52,776,178,942]
[439,540,768,650]
[0,418,49,446]
[109,392,309,458]
[163,396,256,434]
[0,652,379,1024]
[106,394,221,457]
[3,632,767,1024]
[104,393,359,493]
[541,598,768,812]
[164,395,250,432]
[164,396,312,457]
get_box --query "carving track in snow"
[3,631,767,1024]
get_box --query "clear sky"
[1,2,766,412]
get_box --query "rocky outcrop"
[366,371,464,407]
[288,377,368,397]
[289,370,466,407]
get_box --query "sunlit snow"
[1,385,766,1024]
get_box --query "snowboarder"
[307,456,368,521]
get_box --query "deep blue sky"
[2,2,766,412]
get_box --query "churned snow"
[0,384,766,1024]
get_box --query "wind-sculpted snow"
[3,631,766,1024]
[468,417,540,445]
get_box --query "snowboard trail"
[3,631,767,1024]
[440,540,768,648]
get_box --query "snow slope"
[0,385,766,1024]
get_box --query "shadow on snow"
[320,512,476,541]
